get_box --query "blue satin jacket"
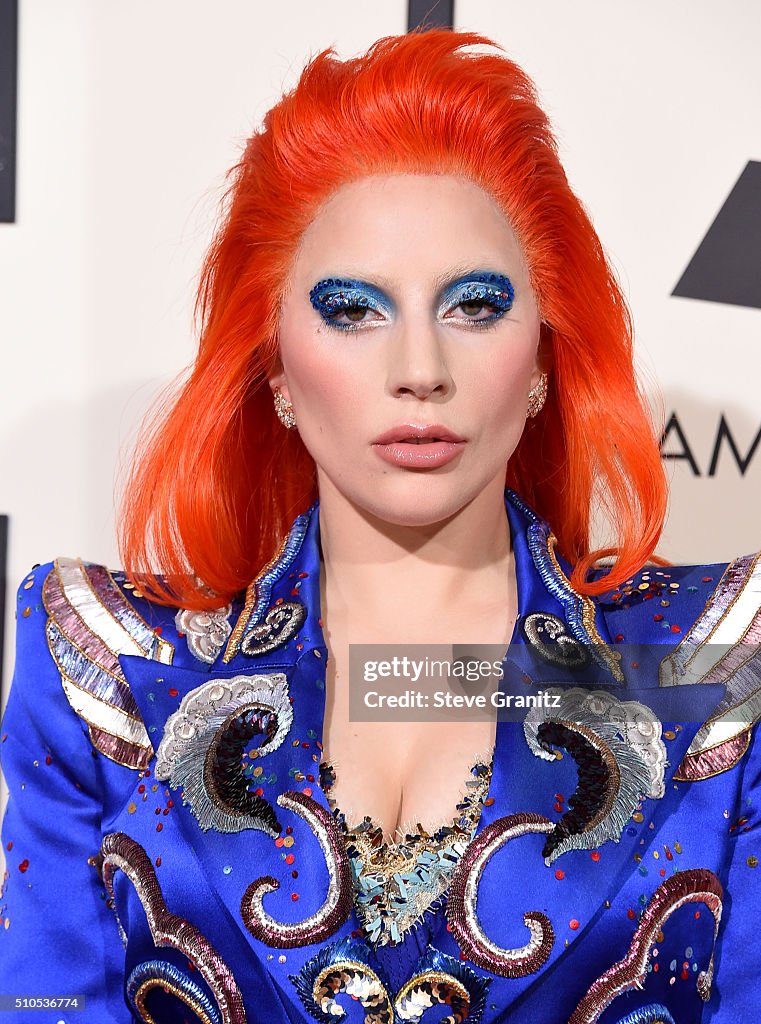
[1,490,759,1023]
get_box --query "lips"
[372,424,466,469]
[373,424,465,445]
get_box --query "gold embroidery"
[322,756,493,946]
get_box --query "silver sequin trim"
[524,688,666,862]
[155,674,293,834]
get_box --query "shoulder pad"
[43,557,175,770]
[662,552,761,780]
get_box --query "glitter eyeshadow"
[436,272,515,320]
[309,271,516,332]
[309,278,393,330]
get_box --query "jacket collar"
[217,487,620,678]
[118,488,711,1011]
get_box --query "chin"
[349,473,489,529]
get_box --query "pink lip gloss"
[372,439,466,468]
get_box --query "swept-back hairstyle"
[120,29,667,608]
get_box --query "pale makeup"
[271,173,544,534]
[271,175,542,830]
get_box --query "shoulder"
[591,552,761,781]
[15,556,180,669]
[9,557,242,771]
[589,554,754,645]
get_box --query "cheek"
[281,329,368,427]
[465,342,536,423]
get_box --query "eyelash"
[445,281,514,329]
[311,288,383,333]
[310,280,514,333]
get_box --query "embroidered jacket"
[0,489,759,1023]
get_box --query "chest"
[319,708,497,840]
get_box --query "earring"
[272,386,296,429]
[526,372,548,418]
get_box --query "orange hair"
[119,29,667,608]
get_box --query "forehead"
[290,173,530,284]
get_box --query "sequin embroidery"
[569,869,723,1024]
[223,510,312,663]
[521,612,592,671]
[155,674,294,835]
[100,833,247,1024]
[524,688,667,862]
[240,601,306,657]
[176,606,232,665]
[659,553,761,780]
[320,757,493,947]
[290,937,491,1024]
[612,1007,676,1024]
[241,791,354,948]
[447,811,555,977]
[506,489,623,681]
[126,960,221,1024]
[42,558,174,769]
[289,936,391,1022]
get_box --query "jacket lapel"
[424,492,716,1012]
[119,489,720,1017]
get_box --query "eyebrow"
[316,265,513,296]
[434,265,513,293]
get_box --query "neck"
[317,475,515,644]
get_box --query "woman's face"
[272,173,544,527]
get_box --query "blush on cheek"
[284,349,369,464]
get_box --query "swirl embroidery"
[241,791,354,948]
[155,674,293,835]
[524,688,667,862]
[569,869,723,1024]
[290,937,491,1023]
[100,833,247,1024]
[176,606,233,664]
[446,812,555,977]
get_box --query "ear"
[531,322,554,385]
[267,363,291,403]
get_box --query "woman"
[0,29,757,1024]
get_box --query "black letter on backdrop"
[673,162,761,311]
[708,414,761,477]
[408,0,454,31]
[660,412,701,476]
[0,0,18,223]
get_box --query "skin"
[270,173,548,840]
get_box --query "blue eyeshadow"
[309,278,394,324]
[437,272,515,319]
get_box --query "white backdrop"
[456,0,761,565]
[1,1,759,700]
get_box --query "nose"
[386,314,454,400]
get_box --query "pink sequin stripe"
[447,813,555,978]
[675,731,751,782]
[43,567,137,712]
[44,566,123,676]
[663,555,757,684]
[88,725,150,772]
[100,833,247,1024]
[87,563,171,662]
[569,869,723,1024]
[241,791,354,948]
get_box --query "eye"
[441,274,515,329]
[309,278,390,333]
[327,303,383,329]
[452,298,502,321]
